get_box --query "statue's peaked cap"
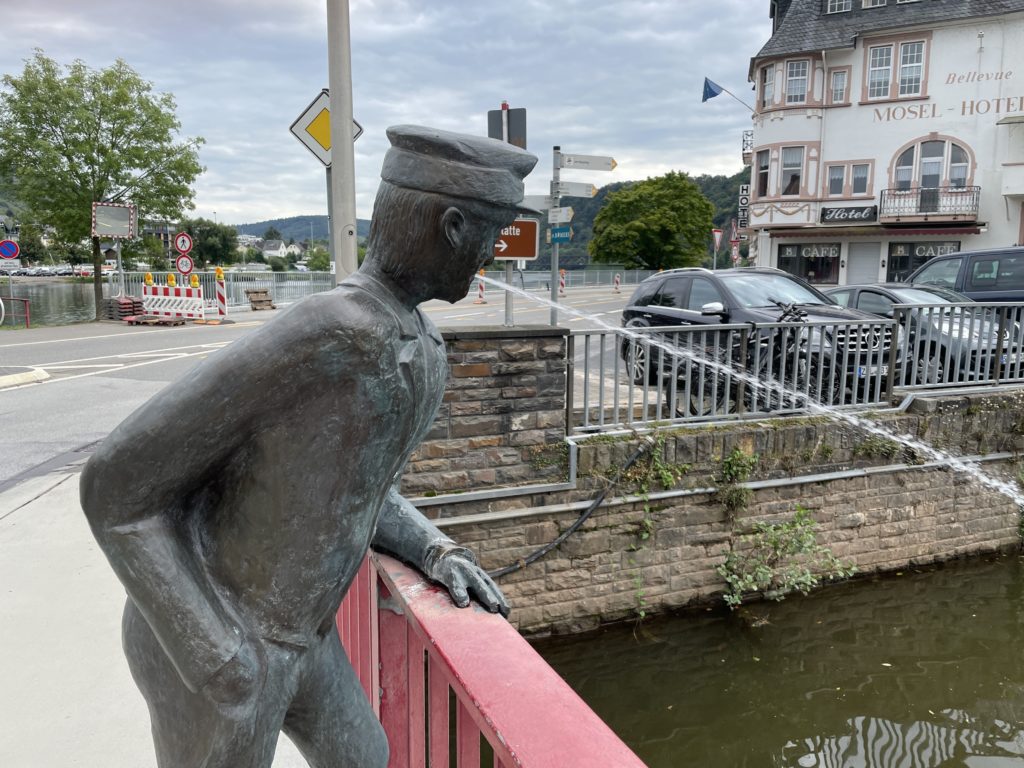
[381,125,541,215]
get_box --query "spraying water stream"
[482,275,1024,507]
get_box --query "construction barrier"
[613,274,621,293]
[559,269,566,297]
[142,284,205,320]
[215,267,228,317]
[473,269,486,304]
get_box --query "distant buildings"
[746,0,1024,285]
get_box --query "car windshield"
[719,273,830,308]
[890,287,970,304]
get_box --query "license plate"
[857,365,887,378]
[1001,353,1021,365]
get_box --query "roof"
[754,0,1024,62]
[261,239,284,250]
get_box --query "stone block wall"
[400,326,568,501]
[435,391,1024,636]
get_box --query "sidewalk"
[0,468,307,767]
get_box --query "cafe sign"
[780,243,841,259]
[820,205,878,224]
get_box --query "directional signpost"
[547,148,616,324]
[522,194,554,212]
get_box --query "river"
[534,553,1024,767]
[1,280,104,326]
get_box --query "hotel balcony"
[878,186,980,223]
[742,130,753,166]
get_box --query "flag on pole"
[702,77,724,102]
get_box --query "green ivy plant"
[717,505,856,609]
[716,447,758,514]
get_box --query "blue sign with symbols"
[0,239,20,259]
[550,226,573,243]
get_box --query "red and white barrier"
[216,276,228,317]
[143,284,205,320]
[473,274,486,304]
[559,272,566,296]
[613,274,621,293]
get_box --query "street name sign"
[289,89,363,167]
[559,153,616,172]
[0,239,19,259]
[554,181,598,198]
[549,226,574,243]
[493,218,539,260]
[548,206,574,224]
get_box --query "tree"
[589,172,714,270]
[181,217,239,267]
[0,50,203,318]
[263,226,283,241]
[306,247,330,272]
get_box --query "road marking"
[0,321,261,350]
[8,349,216,389]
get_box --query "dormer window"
[827,0,852,12]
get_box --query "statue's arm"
[373,486,509,616]
[79,327,294,694]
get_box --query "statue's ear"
[441,207,466,249]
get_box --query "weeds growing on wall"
[717,505,856,609]
[716,447,758,515]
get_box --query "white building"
[747,0,1024,286]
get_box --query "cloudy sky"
[0,0,771,225]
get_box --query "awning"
[996,114,1024,125]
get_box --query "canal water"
[1,281,104,326]
[534,554,1024,767]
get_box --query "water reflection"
[533,555,1024,767]
[1,281,104,326]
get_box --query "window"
[868,46,892,99]
[827,0,852,11]
[688,278,723,311]
[913,256,963,288]
[756,150,770,196]
[899,42,924,96]
[857,291,896,317]
[653,278,687,308]
[781,147,803,195]
[786,60,809,104]
[891,139,972,191]
[831,70,848,103]
[852,164,870,194]
[863,0,886,6]
[761,66,775,108]
[828,166,845,196]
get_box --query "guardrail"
[570,302,1024,433]
[570,318,895,432]
[115,270,334,307]
[336,553,647,768]
[0,296,31,328]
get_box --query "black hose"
[488,435,657,579]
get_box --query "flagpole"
[719,87,755,114]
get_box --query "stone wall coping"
[440,325,569,340]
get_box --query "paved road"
[0,285,630,487]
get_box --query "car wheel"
[622,324,659,385]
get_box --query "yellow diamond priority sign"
[289,89,363,167]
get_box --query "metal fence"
[113,271,335,308]
[483,268,655,292]
[569,301,1024,433]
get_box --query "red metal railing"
[337,553,647,768]
[1,297,30,328]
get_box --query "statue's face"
[431,211,512,304]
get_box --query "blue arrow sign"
[550,226,573,243]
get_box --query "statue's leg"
[122,600,296,768]
[283,627,388,768]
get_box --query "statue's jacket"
[80,271,448,693]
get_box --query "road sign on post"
[0,240,19,259]
[559,153,617,172]
[175,254,194,275]
[487,105,527,150]
[550,226,574,243]
[712,228,723,252]
[554,181,598,198]
[289,89,363,167]
[174,232,194,255]
[91,202,136,239]
[548,206,574,224]
[493,218,539,261]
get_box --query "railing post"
[993,306,1008,383]
[565,334,575,433]
[886,313,900,399]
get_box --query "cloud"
[0,0,770,223]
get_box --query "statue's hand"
[428,547,510,618]
[201,637,266,708]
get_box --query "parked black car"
[620,268,892,412]
[825,282,1020,384]
[907,246,1024,302]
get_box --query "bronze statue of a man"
[80,125,538,768]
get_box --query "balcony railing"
[878,186,980,221]
[337,553,647,768]
[742,130,754,165]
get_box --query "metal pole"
[550,146,561,326]
[116,240,125,297]
[326,0,358,283]
[325,166,335,270]
[502,104,514,327]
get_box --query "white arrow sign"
[495,239,509,253]
[548,206,574,224]
[522,194,554,211]
[560,153,617,172]
[554,181,598,198]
